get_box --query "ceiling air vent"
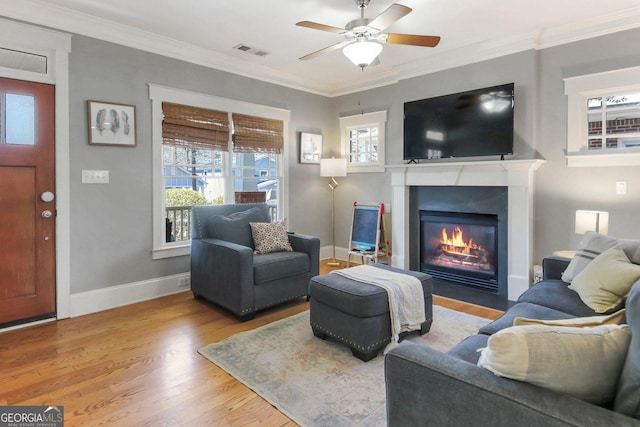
[233,44,269,57]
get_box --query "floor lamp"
[320,158,347,267]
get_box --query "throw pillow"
[561,231,618,283]
[477,324,631,404]
[207,207,266,248]
[513,309,626,327]
[618,238,640,265]
[250,218,293,255]
[568,246,640,313]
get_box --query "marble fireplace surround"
[390,159,545,301]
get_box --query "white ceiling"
[3,0,640,96]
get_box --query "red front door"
[0,77,56,326]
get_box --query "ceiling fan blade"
[299,40,352,60]
[296,21,347,34]
[368,3,412,31]
[385,33,441,47]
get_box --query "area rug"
[198,305,489,427]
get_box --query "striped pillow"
[561,231,617,283]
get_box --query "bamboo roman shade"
[162,102,230,151]
[232,113,284,154]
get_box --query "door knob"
[41,210,53,218]
[41,191,55,202]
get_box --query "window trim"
[149,84,290,259]
[339,110,387,173]
[564,66,640,167]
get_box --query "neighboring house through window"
[565,66,640,167]
[149,85,290,259]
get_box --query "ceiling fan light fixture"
[343,40,382,70]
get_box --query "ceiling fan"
[296,0,441,70]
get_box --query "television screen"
[404,83,514,160]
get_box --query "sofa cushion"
[446,333,490,364]
[253,251,309,285]
[615,283,640,418]
[207,207,266,248]
[562,231,618,283]
[568,246,640,313]
[518,280,601,317]
[478,323,631,404]
[250,218,293,254]
[479,302,576,335]
[513,309,625,327]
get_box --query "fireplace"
[409,185,509,297]
[421,210,499,292]
[390,159,545,301]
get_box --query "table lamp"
[575,210,609,235]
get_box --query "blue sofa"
[385,256,640,426]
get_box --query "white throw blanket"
[332,265,426,352]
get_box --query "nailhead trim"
[311,321,390,351]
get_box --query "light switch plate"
[82,170,110,184]
[616,181,627,195]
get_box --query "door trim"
[0,18,72,320]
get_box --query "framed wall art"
[87,100,136,147]
[300,132,322,164]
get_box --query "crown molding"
[536,5,640,49]
[2,0,640,97]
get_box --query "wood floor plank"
[0,261,501,425]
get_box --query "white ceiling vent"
[233,44,269,57]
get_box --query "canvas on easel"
[347,202,390,266]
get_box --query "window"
[162,102,228,243]
[149,85,290,259]
[565,66,640,167]
[339,110,386,173]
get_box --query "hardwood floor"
[0,261,501,426]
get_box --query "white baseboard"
[69,273,191,317]
[320,245,347,262]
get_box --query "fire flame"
[441,226,481,254]
[433,225,491,269]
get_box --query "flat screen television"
[404,83,514,161]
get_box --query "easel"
[346,202,391,266]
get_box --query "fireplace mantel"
[389,159,546,300]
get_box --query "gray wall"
[68,26,640,295]
[69,35,334,293]
[534,28,640,258]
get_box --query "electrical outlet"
[178,277,190,288]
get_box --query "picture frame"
[299,132,322,164]
[87,100,136,147]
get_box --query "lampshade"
[575,210,609,235]
[320,158,347,177]
[343,41,382,69]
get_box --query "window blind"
[232,113,283,154]
[162,102,229,151]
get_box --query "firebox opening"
[420,210,499,292]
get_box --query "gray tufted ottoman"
[309,264,433,362]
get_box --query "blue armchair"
[190,203,320,321]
